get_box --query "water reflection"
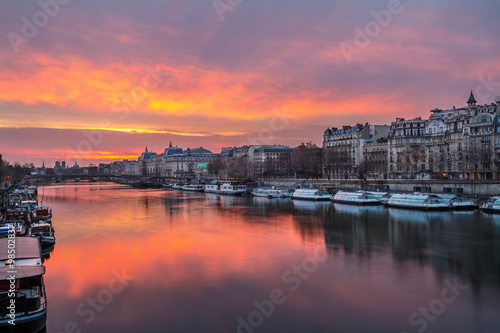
[42,183,500,333]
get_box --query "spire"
[467,90,477,106]
[169,141,172,148]
[145,146,148,152]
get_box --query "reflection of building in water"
[323,207,500,291]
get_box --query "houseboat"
[34,206,52,223]
[0,237,47,332]
[358,191,391,204]
[31,223,56,247]
[437,194,477,210]
[480,196,500,213]
[333,191,381,205]
[386,194,450,210]
[182,184,205,192]
[0,221,28,237]
[251,188,289,199]
[291,189,332,201]
[204,182,247,195]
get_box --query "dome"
[196,162,208,169]
[324,128,332,135]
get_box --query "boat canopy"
[0,266,45,281]
[0,237,41,261]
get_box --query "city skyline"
[1,0,499,165]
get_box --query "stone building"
[388,92,500,180]
[252,145,293,177]
[462,93,500,180]
[323,123,389,179]
[362,139,388,179]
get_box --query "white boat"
[480,196,500,213]
[31,223,56,246]
[333,191,381,205]
[171,184,184,189]
[162,183,172,188]
[357,191,391,204]
[386,194,450,210]
[204,182,247,195]
[437,194,477,210]
[182,184,205,192]
[252,188,288,198]
[291,189,332,201]
[0,237,47,332]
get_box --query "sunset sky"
[1,0,499,166]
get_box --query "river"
[40,182,500,333]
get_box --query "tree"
[323,148,350,179]
[292,142,322,179]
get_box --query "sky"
[1,0,499,166]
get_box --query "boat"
[436,194,477,210]
[171,184,184,190]
[0,221,28,237]
[357,191,391,204]
[251,188,288,199]
[480,196,500,213]
[34,206,52,223]
[333,191,381,205]
[182,184,205,192]
[204,182,247,196]
[30,223,56,246]
[0,237,47,332]
[162,183,172,188]
[386,193,450,210]
[291,189,332,201]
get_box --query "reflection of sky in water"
[41,183,500,333]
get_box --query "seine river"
[40,182,500,333]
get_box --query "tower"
[467,90,477,106]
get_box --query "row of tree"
[208,142,326,180]
[0,157,35,183]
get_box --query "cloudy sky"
[1,0,499,166]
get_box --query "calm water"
[40,183,500,333]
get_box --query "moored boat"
[171,183,184,190]
[182,184,205,192]
[333,191,381,205]
[386,194,450,210]
[480,196,500,213]
[251,188,288,199]
[34,206,52,223]
[0,237,47,332]
[204,182,247,195]
[31,223,56,246]
[291,189,332,201]
[437,194,477,210]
